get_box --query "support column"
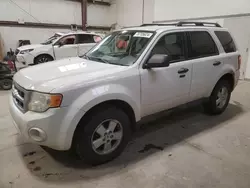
[81,0,87,30]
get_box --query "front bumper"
[9,94,71,150]
[16,53,34,69]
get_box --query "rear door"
[77,34,100,56]
[187,30,222,101]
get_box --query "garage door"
[224,16,250,79]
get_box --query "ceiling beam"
[68,0,111,6]
[0,20,111,30]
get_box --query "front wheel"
[203,80,231,115]
[73,106,131,165]
[34,55,53,64]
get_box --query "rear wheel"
[34,55,53,64]
[2,79,12,90]
[203,80,231,115]
[73,106,131,165]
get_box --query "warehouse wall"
[0,27,70,52]
[0,0,81,25]
[0,0,115,53]
[154,0,250,22]
[115,0,250,79]
[115,0,154,28]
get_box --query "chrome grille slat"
[12,82,30,113]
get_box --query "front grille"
[12,82,30,113]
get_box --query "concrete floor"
[1,81,250,188]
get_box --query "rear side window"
[188,31,218,59]
[215,31,236,53]
[77,34,95,44]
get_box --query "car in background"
[15,31,103,69]
[0,62,13,90]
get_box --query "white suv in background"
[15,31,103,69]
[10,22,240,165]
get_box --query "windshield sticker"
[134,32,153,38]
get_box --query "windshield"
[83,30,155,66]
[41,34,62,45]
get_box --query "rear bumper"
[234,70,240,89]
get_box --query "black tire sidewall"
[2,79,12,90]
[74,107,131,165]
[209,80,231,114]
[35,55,53,64]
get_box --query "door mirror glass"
[58,41,64,47]
[144,54,170,69]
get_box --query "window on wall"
[77,34,95,44]
[151,32,186,62]
[188,31,218,59]
[215,31,236,53]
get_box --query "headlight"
[28,92,63,112]
[20,49,34,54]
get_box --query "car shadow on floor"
[17,102,245,183]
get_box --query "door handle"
[213,61,221,66]
[178,68,189,74]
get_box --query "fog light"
[28,128,46,142]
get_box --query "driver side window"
[56,35,76,46]
[151,32,185,63]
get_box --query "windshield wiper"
[86,56,111,64]
[82,55,128,66]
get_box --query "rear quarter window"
[215,31,236,53]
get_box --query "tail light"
[237,55,241,70]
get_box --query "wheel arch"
[69,99,137,150]
[77,99,136,131]
[216,72,235,92]
[33,53,54,64]
[61,90,140,150]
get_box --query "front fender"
[33,46,54,59]
[60,84,141,149]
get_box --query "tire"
[1,79,12,90]
[73,106,131,165]
[34,55,53,64]
[203,80,231,115]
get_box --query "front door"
[140,32,192,116]
[53,34,78,60]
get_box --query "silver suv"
[10,22,240,165]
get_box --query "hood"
[17,44,46,51]
[14,57,126,92]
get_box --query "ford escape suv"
[9,22,240,165]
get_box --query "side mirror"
[58,41,64,47]
[143,54,170,69]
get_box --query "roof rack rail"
[140,23,176,27]
[176,21,221,27]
